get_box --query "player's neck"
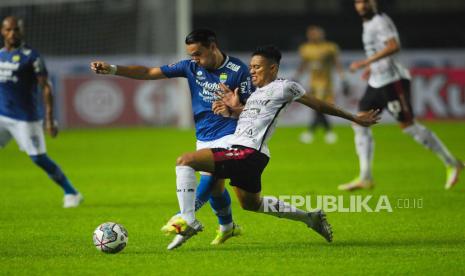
[3,42,21,51]
[212,50,226,70]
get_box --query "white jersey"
[362,13,411,88]
[228,79,305,157]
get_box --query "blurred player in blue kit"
[0,16,82,208]
[91,29,253,245]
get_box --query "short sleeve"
[376,16,397,43]
[32,51,48,77]
[160,60,190,78]
[283,80,306,101]
[237,70,254,103]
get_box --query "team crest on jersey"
[219,73,228,83]
[12,55,20,62]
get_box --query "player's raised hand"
[361,67,371,81]
[354,109,381,127]
[218,83,240,109]
[212,101,230,117]
[90,61,115,74]
[44,119,59,138]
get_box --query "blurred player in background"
[91,29,253,244]
[0,16,82,207]
[163,45,380,250]
[339,0,464,191]
[293,25,347,144]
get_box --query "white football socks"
[175,166,197,225]
[403,122,456,166]
[257,196,309,224]
[353,124,374,181]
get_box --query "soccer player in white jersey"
[162,45,380,250]
[0,16,82,207]
[339,0,464,191]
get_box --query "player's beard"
[361,10,375,20]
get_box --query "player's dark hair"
[252,45,282,65]
[185,29,218,47]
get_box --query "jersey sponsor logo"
[240,107,260,119]
[12,55,20,62]
[196,70,206,81]
[21,49,32,56]
[246,99,271,106]
[226,62,240,72]
[195,79,222,103]
[240,77,251,94]
[0,62,19,83]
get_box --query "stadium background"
[1,0,464,129]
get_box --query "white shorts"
[0,115,46,156]
[196,134,234,176]
[196,134,234,150]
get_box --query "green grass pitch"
[1,122,464,275]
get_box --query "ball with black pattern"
[93,222,128,254]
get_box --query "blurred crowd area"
[1,0,465,55]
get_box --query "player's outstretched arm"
[296,92,380,127]
[38,76,58,138]
[90,61,167,80]
[350,38,399,72]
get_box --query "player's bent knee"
[176,153,194,166]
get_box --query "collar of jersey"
[216,53,229,70]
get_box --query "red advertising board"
[63,76,184,127]
[411,68,465,120]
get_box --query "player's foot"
[338,178,374,191]
[324,132,338,144]
[63,193,83,208]
[166,219,203,250]
[299,131,314,144]
[306,210,332,242]
[160,214,182,235]
[445,160,464,190]
[211,223,243,245]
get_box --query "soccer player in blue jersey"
[0,16,82,208]
[91,29,253,245]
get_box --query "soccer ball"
[93,222,128,253]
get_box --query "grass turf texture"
[1,122,464,275]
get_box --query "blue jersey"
[0,45,47,121]
[161,55,253,141]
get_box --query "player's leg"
[322,93,337,144]
[387,79,463,189]
[0,116,13,149]
[231,186,332,242]
[300,110,317,144]
[339,86,379,191]
[8,119,82,207]
[164,148,215,250]
[167,135,236,239]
